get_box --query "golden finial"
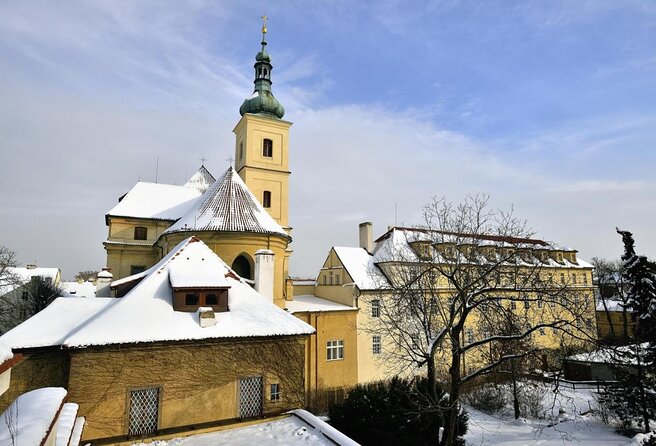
[261,15,268,35]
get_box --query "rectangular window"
[134,226,148,240]
[510,301,517,310]
[185,293,199,306]
[371,299,380,318]
[583,273,588,285]
[524,299,530,309]
[336,274,341,285]
[410,333,420,349]
[560,273,565,284]
[21,291,28,300]
[270,383,280,402]
[205,294,218,305]
[466,329,474,344]
[262,190,271,208]
[262,138,273,157]
[130,265,146,275]
[572,274,577,284]
[327,340,344,361]
[372,335,381,354]
[128,387,160,436]
[537,300,543,309]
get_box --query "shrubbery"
[328,377,468,446]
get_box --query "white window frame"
[371,299,380,318]
[327,340,344,361]
[372,335,381,355]
[270,383,280,402]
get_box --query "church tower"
[233,18,292,232]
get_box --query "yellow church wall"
[67,339,306,442]
[105,244,161,279]
[159,231,291,307]
[233,114,292,229]
[294,310,358,392]
[596,309,636,340]
[107,217,172,243]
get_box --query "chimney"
[254,249,275,302]
[197,307,216,328]
[359,222,373,253]
[96,267,113,297]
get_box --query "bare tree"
[74,270,98,282]
[365,195,595,446]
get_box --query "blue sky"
[0,1,655,278]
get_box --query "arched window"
[232,255,252,280]
[263,191,271,208]
[262,138,273,157]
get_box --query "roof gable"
[184,165,216,194]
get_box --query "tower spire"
[239,16,285,120]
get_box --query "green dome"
[256,49,270,62]
[240,90,285,119]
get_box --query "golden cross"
[261,15,268,34]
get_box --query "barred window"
[371,299,380,318]
[327,340,344,361]
[128,387,160,436]
[372,335,381,354]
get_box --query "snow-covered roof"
[164,167,289,238]
[567,343,647,365]
[0,298,115,349]
[333,247,388,290]
[184,165,216,194]
[0,343,12,364]
[0,267,60,296]
[596,299,629,312]
[60,281,96,298]
[106,182,201,220]
[1,237,313,350]
[285,295,357,313]
[372,228,593,269]
[168,255,231,289]
[0,387,67,446]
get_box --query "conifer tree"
[601,229,656,434]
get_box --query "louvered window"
[128,387,160,436]
[263,139,273,157]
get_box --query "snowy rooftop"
[0,237,313,350]
[164,167,289,238]
[184,165,216,194]
[595,299,628,312]
[0,387,67,446]
[567,343,647,365]
[371,228,593,269]
[133,410,359,446]
[332,247,388,290]
[60,281,96,298]
[285,295,356,313]
[0,266,60,296]
[106,182,201,220]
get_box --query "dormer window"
[263,138,273,157]
[134,226,148,240]
[173,288,229,313]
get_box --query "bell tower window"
[134,226,148,240]
[263,191,272,208]
[263,138,273,157]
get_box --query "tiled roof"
[184,165,216,194]
[164,167,289,239]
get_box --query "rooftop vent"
[197,307,216,328]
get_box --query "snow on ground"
[465,385,633,446]
[133,415,342,446]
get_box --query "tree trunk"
[511,364,520,419]
[442,334,462,446]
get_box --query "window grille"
[327,340,344,360]
[239,376,263,418]
[372,335,381,355]
[128,387,160,436]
